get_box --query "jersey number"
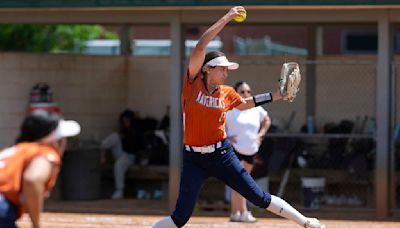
[219,111,227,122]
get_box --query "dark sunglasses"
[239,90,251,94]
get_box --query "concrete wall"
[127,57,170,120]
[0,53,128,147]
[0,53,377,147]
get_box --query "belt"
[185,140,223,154]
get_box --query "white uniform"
[226,107,268,156]
[101,132,135,196]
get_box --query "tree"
[0,24,117,53]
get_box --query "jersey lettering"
[182,72,244,145]
[196,91,225,109]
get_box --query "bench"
[101,164,374,208]
[197,168,374,211]
[102,165,169,179]
[101,165,169,199]
[270,168,372,184]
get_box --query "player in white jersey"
[225,81,271,222]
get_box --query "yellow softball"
[233,11,246,23]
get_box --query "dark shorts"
[170,139,271,228]
[234,149,256,164]
[0,193,17,228]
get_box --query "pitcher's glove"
[279,62,301,102]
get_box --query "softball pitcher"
[152,6,324,228]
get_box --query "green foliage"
[0,24,117,53]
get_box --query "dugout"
[0,0,399,218]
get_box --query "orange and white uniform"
[181,71,244,146]
[0,142,61,217]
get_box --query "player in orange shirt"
[0,110,80,228]
[152,6,325,228]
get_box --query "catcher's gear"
[279,62,301,102]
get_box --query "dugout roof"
[1,0,400,8]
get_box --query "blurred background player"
[152,6,325,228]
[225,81,271,223]
[100,109,140,199]
[0,110,80,228]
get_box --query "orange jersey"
[181,71,244,146]
[0,142,61,217]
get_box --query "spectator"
[225,81,271,222]
[140,107,170,166]
[101,109,139,199]
[0,110,81,228]
[159,106,170,131]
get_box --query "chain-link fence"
[236,60,378,209]
[305,61,375,209]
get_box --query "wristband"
[253,92,273,106]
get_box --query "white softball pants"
[101,132,135,191]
